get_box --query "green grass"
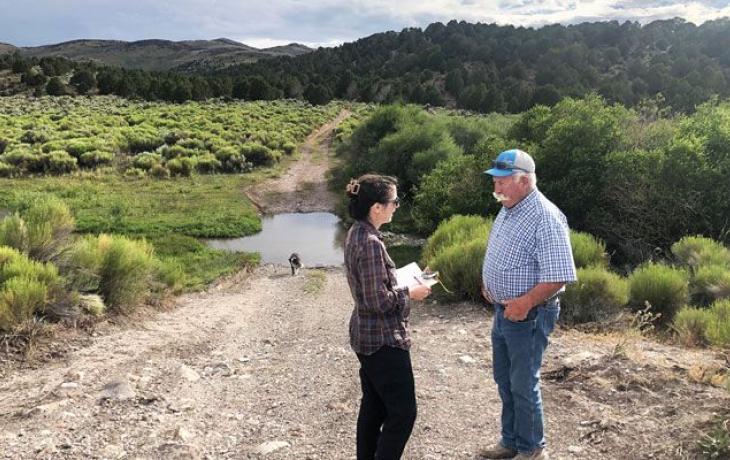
[0,174,261,238]
[0,174,265,289]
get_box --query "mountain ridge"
[8,38,312,72]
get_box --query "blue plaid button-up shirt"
[482,189,577,302]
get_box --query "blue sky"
[2,0,730,49]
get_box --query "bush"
[0,246,61,331]
[23,196,75,262]
[282,141,296,155]
[421,215,492,301]
[421,215,493,265]
[46,150,78,174]
[133,152,162,171]
[0,161,15,177]
[149,164,171,179]
[673,307,712,346]
[705,299,730,347]
[628,262,689,324]
[78,294,106,316]
[242,143,279,166]
[99,235,156,312]
[691,265,730,305]
[167,157,198,176]
[195,153,222,173]
[411,155,495,234]
[571,231,609,268]
[0,214,29,253]
[672,235,730,268]
[0,277,48,331]
[79,150,113,168]
[561,267,629,324]
[428,238,486,301]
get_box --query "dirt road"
[1,113,728,459]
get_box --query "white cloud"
[1,0,729,47]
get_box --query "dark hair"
[345,174,398,221]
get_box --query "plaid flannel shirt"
[482,189,577,302]
[345,220,411,355]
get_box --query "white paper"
[395,262,439,289]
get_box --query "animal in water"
[288,253,302,275]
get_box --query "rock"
[60,382,79,390]
[568,445,584,454]
[25,398,71,417]
[177,364,201,382]
[173,426,195,442]
[253,440,290,455]
[458,355,476,365]
[99,379,136,400]
[158,442,202,459]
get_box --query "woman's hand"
[408,284,431,301]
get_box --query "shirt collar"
[505,188,538,215]
[358,219,383,240]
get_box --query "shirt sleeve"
[358,237,410,315]
[535,215,578,284]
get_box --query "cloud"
[1,0,729,48]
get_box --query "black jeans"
[356,346,417,460]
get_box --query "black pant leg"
[356,347,417,460]
[357,361,387,460]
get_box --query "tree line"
[3,17,730,112]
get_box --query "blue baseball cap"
[484,149,536,177]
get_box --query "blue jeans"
[491,300,560,453]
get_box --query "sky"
[2,0,730,49]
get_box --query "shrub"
[428,238,486,301]
[0,246,61,331]
[691,265,730,305]
[706,299,730,347]
[672,235,730,268]
[78,150,113,168]
[124,130,165,154]
[99,235,155,312]
[195,153,222,173]
[78,294,106,316]
[421,215,493,265]
[570,231,608,268]
[421,215,492,301]
[167,157,197,176]
[133,152,162,171]
[214,146,249,172]
[149,164,171,179]
[561,267,629,324]
[0,277,48,331]
[673,307,712,346]
[628,262,689,324]
[0,160,15,177]
[282,141,296,155]
[411,155,495,234]
[65,234,103,292]
[23,196,75,262]
[0,214,29,253]
[46,150,78,174]
[242,143,280,166]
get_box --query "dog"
[288,253,302,276]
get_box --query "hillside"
[13,38,312,72]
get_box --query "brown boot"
[514,448,549,460]
[477,442,518,459]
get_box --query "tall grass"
[570,231,608,268]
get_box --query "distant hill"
[10,38,312,72]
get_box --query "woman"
[344,174,431,460]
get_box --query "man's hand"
[503,296,533,321]
[481,285,495,304]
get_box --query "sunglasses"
[384,196,401,207]
[492,160,528,172]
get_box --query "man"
[479,149,577,460]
